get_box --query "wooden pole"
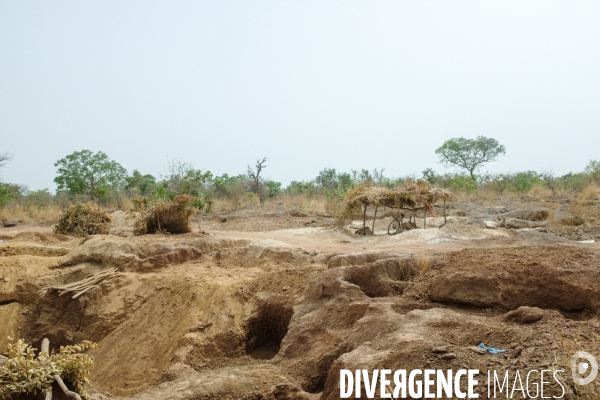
[362,203,367,229]
[372,204,378,235]
[443,199,447,225]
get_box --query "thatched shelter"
[344,180,453,233]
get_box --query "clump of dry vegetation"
[53,203,111,237]
[134,194,197,235]
[0,337,97,400]
[414,252,432,276]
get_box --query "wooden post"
[423,207,426,229]
[443,199,447,225]
[362,203,367,229]
[372,204,379,235]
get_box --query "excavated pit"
[245,295,294,360]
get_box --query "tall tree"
[54,150,127,198]
[435,136,506,180]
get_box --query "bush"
[134,194,196,235]
[54,202,112,237]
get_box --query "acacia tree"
[435,136,506,181]
[54,150,127,199]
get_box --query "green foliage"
[125,170,156,196]
[422,168,438,184]
[54,150,127,199]
[0,184,26,208]
[435,136,506,180]
[264,180,282,198]
[23,189,53,209]
[437,173,477,192]
[285,181,316,195]
[559,172,589,191]
[512,170,541,193]
[585,160,600,183]
[0,337,97,400]
[315,168,356,199]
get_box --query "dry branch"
[41,268,118,299]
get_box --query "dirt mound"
[54,203,112,237]
[0,242,69,257]
[54,236,206,272]
[429,245,600,312]
[9,232,72,244]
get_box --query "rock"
[504,208,551,221]
[354,226,373,236]
[430,271,500,307]
[262,383,313,400]
[432,345,450,353]
[3,221,17,227]
[511,346,524,358]
[469,346,487,355]
[504,306,545,324]
[441,353,457,359]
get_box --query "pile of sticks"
[42,268,119,299]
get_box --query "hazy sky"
[1,1,599,191]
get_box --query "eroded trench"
[3,234,600,398]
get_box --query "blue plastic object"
[478,342,506,354]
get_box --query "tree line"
[1,137,599,211]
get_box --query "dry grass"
[118,195,133,211]
[528,185,554,200]
[277,194,328,215]
[414,252,432,276]
[554,331,600,399]
[134,194,196,235]
[577,183,600,202]
[0,203,62,224]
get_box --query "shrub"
[54,203,111,237]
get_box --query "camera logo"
[571,351,598,386]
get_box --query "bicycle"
[387,213,404,235]
[387,213,416,235]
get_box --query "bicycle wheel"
[388,219,401,235]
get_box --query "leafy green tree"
[422,168,438,184]
[54,150,127,198]
[264,180,282,198]
[125,170,156,196]
[435,136,506,181]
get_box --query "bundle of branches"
[134,194,197,235]
[0,337,97,400]
[41,268,118,299]
[54,203,111,237]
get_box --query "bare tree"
[373,167,386,185]
[0,152,13,168]
[247,157,267,203]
